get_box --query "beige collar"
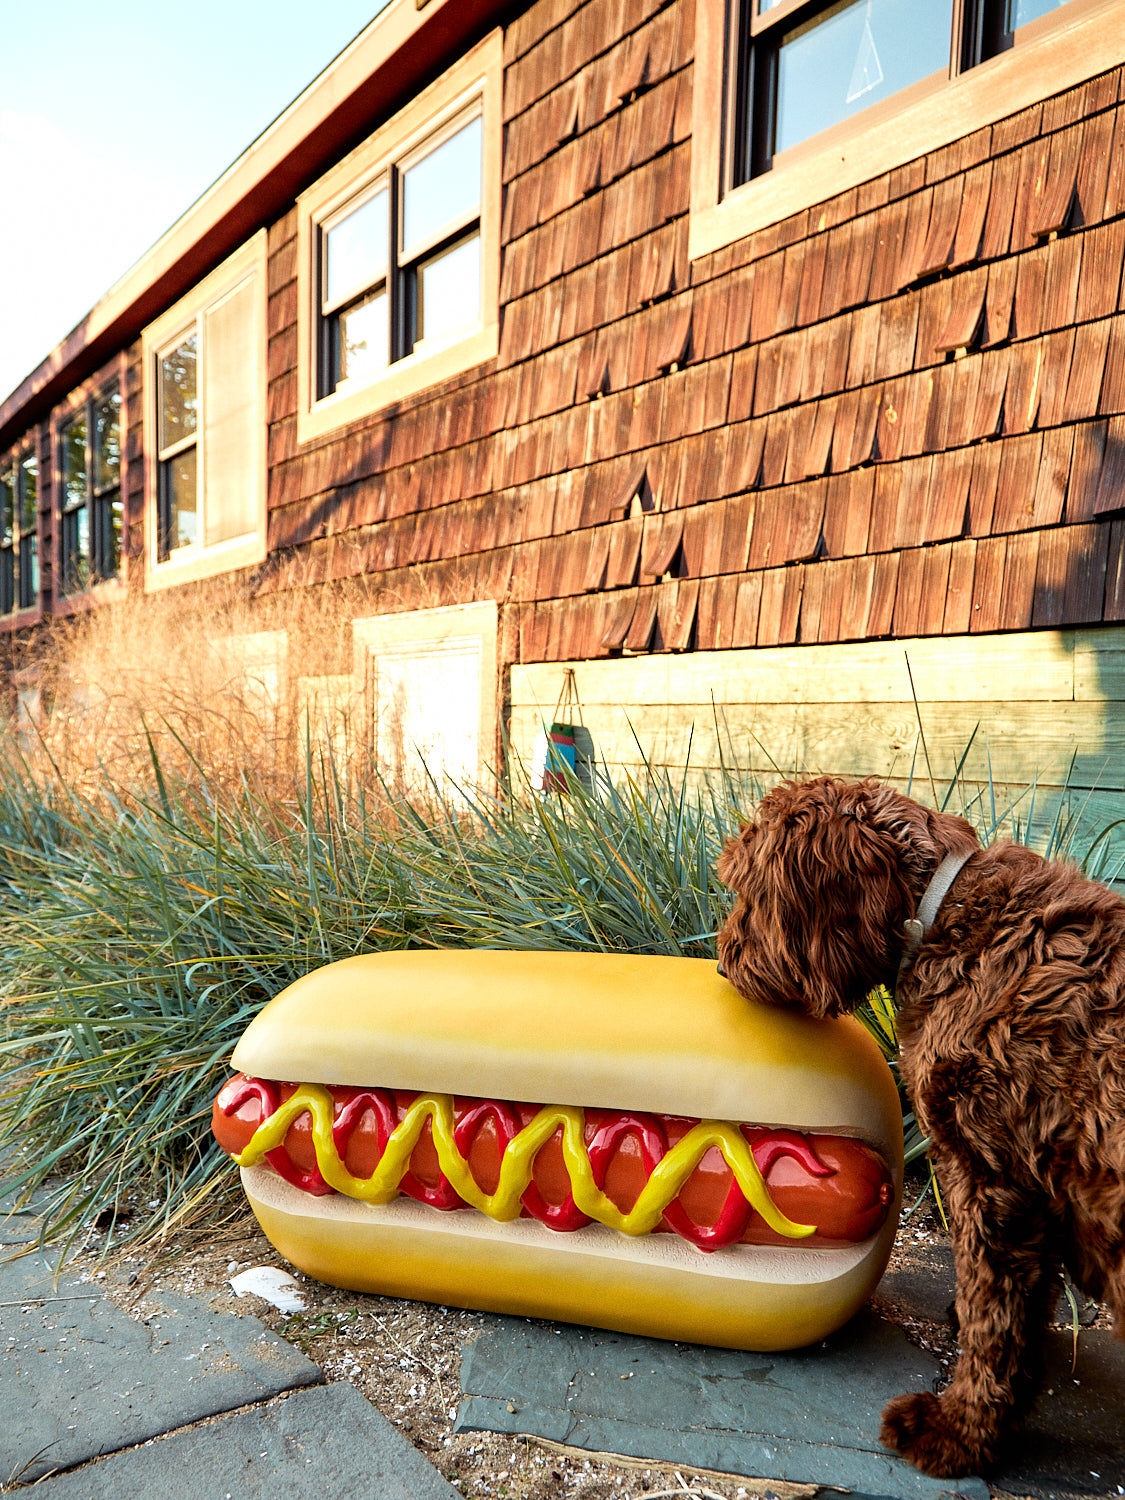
[898,850,974,976]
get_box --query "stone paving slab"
[0,1246,321,1485]
[877,1246,1125,1500]
[31,1381,459,1499]
[990,1329,1125,1500]
[456,1312,989,1500]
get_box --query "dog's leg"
[880,1162,1058,1477]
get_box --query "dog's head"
[716,776,978,1019]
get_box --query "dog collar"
[898,850,974,974]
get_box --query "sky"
[0,2,391,404]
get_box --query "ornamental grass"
[0,632,1122,1254]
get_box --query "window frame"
[141,232,268,592]
[56,380,123,598]
[0,440,39,621]
[296,29,502,446]
[691,0,1122,260]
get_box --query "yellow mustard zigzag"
[234,1086,816,1239]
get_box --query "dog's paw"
[880,1392,986,1478]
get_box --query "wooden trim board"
[510,627,1125,795]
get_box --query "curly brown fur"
[717,775,1125,1479]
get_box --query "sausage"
[213,1074,893,1252]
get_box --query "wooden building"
[2,0,1124,819]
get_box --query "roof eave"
[0,0,511,450]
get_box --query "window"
[320,109,483,396]
[352,602,499,795]
[0,445,38,616]
[296,30,502,444]
[735,0,1081,181]
[141,232,266,589]
[59,385,122,594]
[691,0,1115,258]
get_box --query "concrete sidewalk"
[2,1175,1121,1500]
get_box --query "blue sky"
[0,2,389,403]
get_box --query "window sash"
[0,448,37,614]
[93,389,122,499]
[0,549,13,616]
[0,469,13,548]
[397,110,482,264]
[59,385,120,593]
[321,180,390,316]
[734,0,1076,180]
[315,101,484,398]
[156,319,203,560]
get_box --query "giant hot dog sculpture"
[213,950,903,1350]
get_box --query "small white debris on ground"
[229,1265,306,1313]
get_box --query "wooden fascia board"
[0,0,511,450]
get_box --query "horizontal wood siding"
[510,627,1125,853]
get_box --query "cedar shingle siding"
[251,1,1125,671]
[4,0,1124,682]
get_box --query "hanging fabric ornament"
[531,668,594,794]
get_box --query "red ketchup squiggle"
[216,1078,877,1251]
[223,1078,334,1198]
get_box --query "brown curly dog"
[716,774,1125,1479]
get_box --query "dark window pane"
[162,446,198,552]
[0,549,12,614]
[95,492,122,579]
[93,388,121,493]
[325,188,388,307]
[401,115,482,261]
[773,0,953,157]
[0,470,12,546]
[19,535,38,609]
[1006,0,1072,26]
[160,335,198,450]
[19,451,37,529]
[412,232,481,350]
[62,506,89,594]
[333,289,389,386]
[62,417,87,510]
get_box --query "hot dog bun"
[228,950,903,1350]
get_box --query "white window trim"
[691,0,1125,261]
[296,29,503,446]
[141,231,268,592]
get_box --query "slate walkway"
[0,1185,457,1498]
[2,1168,1123,1499]
[457,1313,985,1500]
[458,1246,1124,1500]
